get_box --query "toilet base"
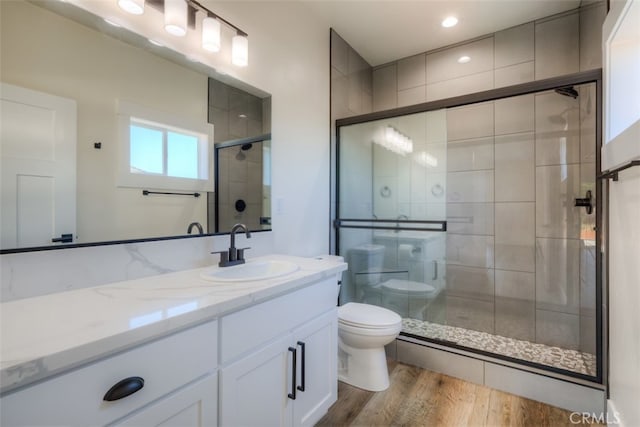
[338,344,390,392]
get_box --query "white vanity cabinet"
[0,320,218,427]
[219,277,339,427]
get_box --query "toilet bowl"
[337,302,402,391]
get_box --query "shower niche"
[335,72,602,382]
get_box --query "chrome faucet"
[187,222,204,235]
[213,223,251,267]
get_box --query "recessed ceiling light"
[148,39,164,47]
[458,55,471,64]
[104,18,122,27]
[238,114,247,119]
[442,16,458,28]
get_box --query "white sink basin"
[200,260,299,282]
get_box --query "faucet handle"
[211,250,229,267]
[237,247,251,261]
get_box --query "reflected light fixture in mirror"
[164,0,188,36]
[232,33,249,67]
[118,0,144,15]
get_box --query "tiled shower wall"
[443,84,596,354]
[370,4,606,110]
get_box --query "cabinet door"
[220,335,293,427]
[114,374,217,427]
[291,309,338,427]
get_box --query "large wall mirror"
[0,0,271,253]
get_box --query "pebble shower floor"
[402,318,596,376]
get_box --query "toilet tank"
[348,244,385,286]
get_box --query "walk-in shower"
[335,70,603,382]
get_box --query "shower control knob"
[574,190,593,215]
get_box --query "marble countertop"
[0,254,347,394]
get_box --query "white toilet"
[337,302,402,391]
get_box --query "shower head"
[241,143,253,151]
[555,86,579,99]
[235,143,253,161]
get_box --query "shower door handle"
[574,190,593,215]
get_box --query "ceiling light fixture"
[164,0,188,36]
[118,0,144,15]
[441,16,458,28]
[458,55,471,63]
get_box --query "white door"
[291,310,338,427]
[0,82,76,249]
[114,374,218,427]
[219,335,292,427]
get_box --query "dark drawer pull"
[287,347,297,400]
[297,341,306,392]
[103,376,145,401]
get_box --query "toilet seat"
[380,279,437,296]
[338,302,401,329]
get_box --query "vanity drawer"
[0,320,217,427]
[220,277,338,363]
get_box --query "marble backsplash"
[1,232,274,302]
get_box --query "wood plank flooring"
[316,361,604,427]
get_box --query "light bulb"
[232,34,248,66]
[202,17,221,52]
[165,0,187,37]
[118,0,144,15]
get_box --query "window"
[117,101,213,192]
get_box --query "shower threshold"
[402,318,596,377]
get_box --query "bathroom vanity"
[0,255,347,426]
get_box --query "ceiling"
[303,0,582,66]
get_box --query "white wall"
[0,0,330,300]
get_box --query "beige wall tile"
[398,86,426,107]
[580,3,606,71]
[495,22,534,68]
[495,133,535,202]
[373,64,398,111]
[426,71,494,102]
[447,203,494,235]
[535,91,581,166]
[536,309,580,350]
[398,54,426,90]
[495,94,534,135]
[535,237,581,314]
[447,170,494,203]
[447,137,494,172]
[495,202,535,272]
[494,62,535,88]
[446,102,494,141]
[536,164,581,239]
[535,13,580,79]
[330,30,349,75]
[446,233,494,268]
[426,37,494,84]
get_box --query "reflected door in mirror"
[0,83,77,249]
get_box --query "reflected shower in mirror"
[213,136,271,233]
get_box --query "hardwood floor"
[316,361,604,427]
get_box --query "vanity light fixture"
[113,0,249,66]
[441,16,458,28]
[202,17,221,52]
[164,0,188,36]
[232,33,249,67]
[118,0,144,15]
[458,55,471,63]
